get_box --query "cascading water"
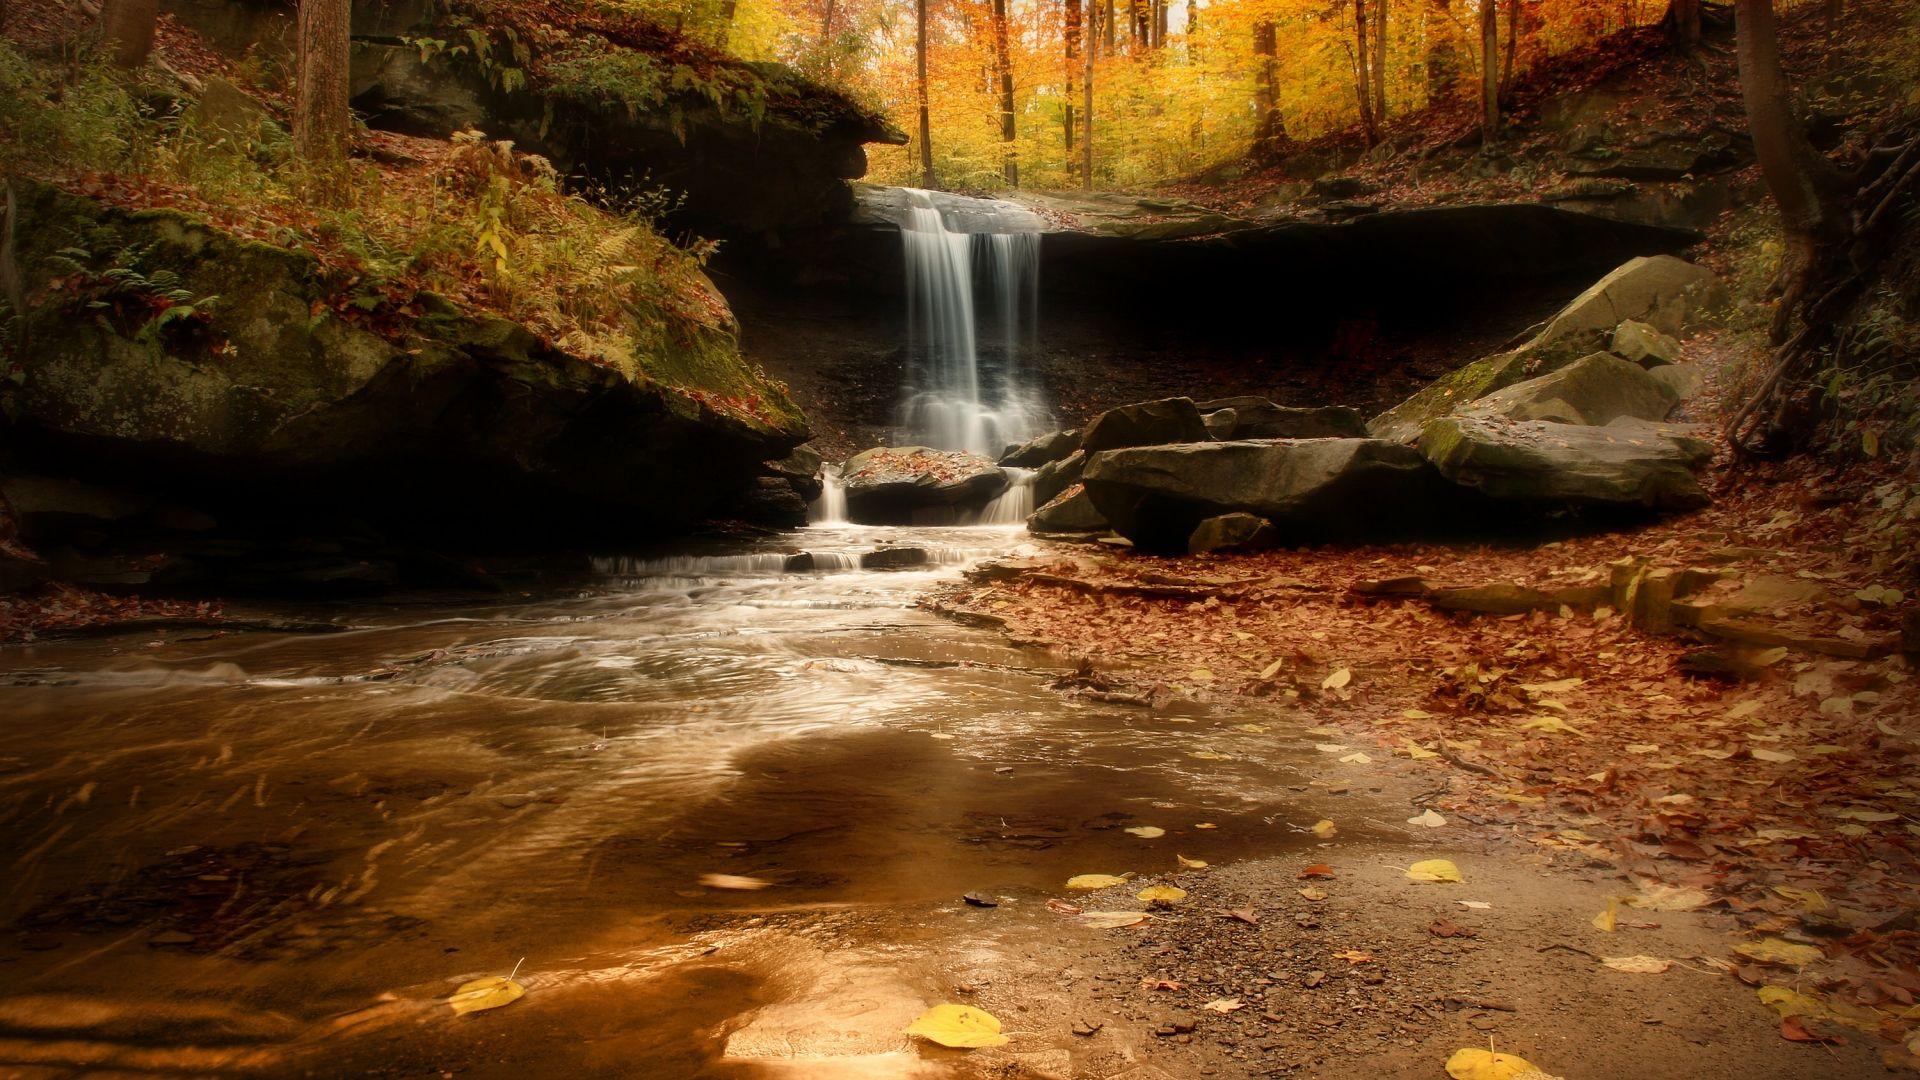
[808,465,848,525]
[896,188,1048,457]
[975,468,1036,526]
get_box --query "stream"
[0,522,1341,1078]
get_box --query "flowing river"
[0,522,1342,1077]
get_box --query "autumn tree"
[1370,0,1388,127]
[1425,0,1462,102]
[991,0,1017,185]
[1479,0,1498,143]
[294,0,352,165]
[916,0,934,187]
[1083,0,1096,188]
[98,0,158,68]
[1665,0,1702,51]
[1252,19,1284,160]
[1352,0,1377,144]
[1064,0,1081,176]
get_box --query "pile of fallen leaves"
[0,583,219,644]
[846,448,993,484]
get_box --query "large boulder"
[1033,449,1086,507]
[1081,397,1212,453]
[1369,255,1726,443]
[1420,416,1713,511]
[1187,513,1278,556]
[842,447,1008,524]
[1080,438,1463,552]
[1,184,804,557]
[1000,427,1082,468]
[1460,352,1679,427]
[1028,485,1108,535]
[1609,320,1683,367]
[1198,397,1369,440]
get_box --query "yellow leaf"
[905,1004,1009,1049]
[1259,658,1286,680]
[1399,740,1440,759]
[1136,885,1187,903]
[1310,819,1338,839]
[1750,748,1796,763]
[1733,937,1824,967]
[1519,715,1581,735]
[1202,997,1244,1013]
[1189,667,1215,682]
[1407,809,1447,828]
[1297,887,1328,901]
[1125,826,1166,838]
[449,974,525,1016]
[1771,886,1830,915]
[1602,955,1672,973]
[1625,884,1711,911]
[1403,708,1433,719]
[1520,677,1583,693]
[1322,667,1353,690]
[1338,752,1373,764]
[1757,986,1829,1019]
[1080,910,1149,929]
[1176,854,1208,869]
[1406,859,1463,883]
[1193,822,1218,829]
[1592,897,1619,933]
[1445,1047,1553,1080]
[1066,874,1127,890]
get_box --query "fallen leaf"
[1400,741,1440,759]
[449,973,525,1016]
[1193,822,1218,829]
[1202,997,1244,1013]
[1338,752,1373,764]
[1141,978,1183,991]
[1457,900,1492,910]
[905,1004,1008,1048]
[1066,874,1127,890]
[1322,667,1352,690]
[1407,859,1463,883]
[1080,911,1149,929]
[1310,819,1338,839]
[1188,750,1231,761]
[1176,854,1208,869]
[1136,885,1187,904]
[1046,899,1083,915]
[1298,864,1335,879]
[1407,809,1447,828]
[1625,884,1711,912]
[1125,826,1166,838]
[1733,937,1824,968]
[1770,886,1830,915]
[1779,1015,1845,1045]
[1520,715,1581,735]
[1602,955,1673,974]
[1224,905,1260,924]
[1592,898,1619,933]
[1333,949,1374,964]
[1445,1047,1554,1080]
[1428,918,1474,938]
[1297,887,1328,901]
[1188,667,1215,682]
[700,874,771,891]
[1750,748,1796,763]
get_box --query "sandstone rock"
[1420,416,1712,511]
[860,546,929,569]
[1081,397,1211,453]
[1028,486,1108,535]
[1081,438,1462,552]
[1196,398,1369,440]
[1369,255,1726,443]
[1187,513,1278,555]
[1033,450,1086,507]
[1648,362,1705,403]
[842,447,1008,524]
[1610,320,1682,367]
[999,428,1082,468]
[1460,352,1679,427]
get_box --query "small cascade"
[895,188,1049,457]
[808,465,847,525]
[974,468,1035,526]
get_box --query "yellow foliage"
[1406,859,1464,883]
[905,1004,1009,1048]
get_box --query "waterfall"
[975,468,1035,526]
[896,188,1047,458]
[808,465,847,525]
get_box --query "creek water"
[0,523,1336,1077]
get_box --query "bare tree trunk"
[1065,0,1081,176]
[1499,0,1517,98]
[992,0,1017,185]
[99,0,158,68]
[1252,20,1283,161]
[1186,0,1197,40]
[1353,0,1377,145]
[1425,0,1459,104]
[1734,0,1844,342]
[916,0,935,188]
[1479,0,1498,145]
[820,0,837,42]
[294,0,352,165]
[1084,0,1097,189]
[717,0,737,47]
[1102,0,1114,53]
[1371,0,1388,127]
[1665,0,1702,50]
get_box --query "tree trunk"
[820,0,837,43]
[992,0,1017,185]
[1065,0,1081,174]
[1425,0,1459,104]
[1479,0,1498,144]
[1084,0,1097,188]
[1186,0,1198,41]
[294,0,352,165]
[1252,20,1283,161]
[916,0,935,188]
[1665,0,1702,50]
[1734,0,1845,342]
[1371,0,1388,127]
[1353,0,1377,145]
[1103,0,1115,53]
[99,0,158,68]
[1499,0,1517,98]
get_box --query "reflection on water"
[0,524,1330,1077]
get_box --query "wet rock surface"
[1421,416,1714,510]
[841,447,1010,524]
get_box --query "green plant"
[47,239,220,342]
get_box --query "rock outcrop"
[1028,485,1108,536]
[1,183,803,582]
[1198,398,1369,440]
[1033,450,1086,507]
[1187,513,1278,556]
[1459,352,1679,427]
[999,428,1083,468]
[841,447,1008,524]
[1369,255,1726,443]
[1081,397,1212,453]
[1420,416,1713,510]
[1080,439,1462,552]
